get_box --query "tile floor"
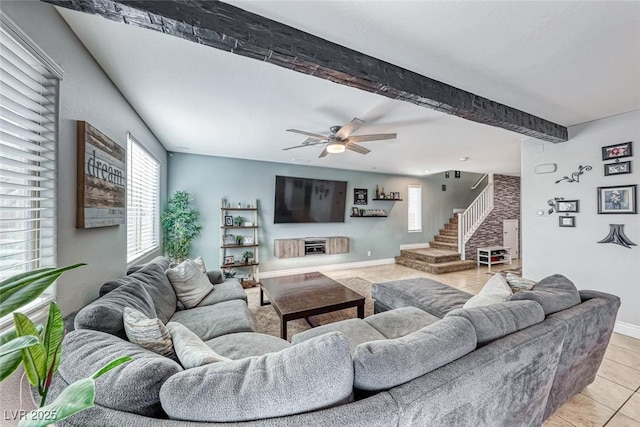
[319,260,640,427]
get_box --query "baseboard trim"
[614,321,640,339]
[399,243,430,250]
[260,258,396,279]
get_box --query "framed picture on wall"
[597,185,637,214]
[351,207,360,217]
[604,161,632,176]
[559,216,576,227]
[602,141,633,160]
[354,188,367,205]
[224,215,233,226]
[556,200,579,213]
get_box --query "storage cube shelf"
[476,246,512,272]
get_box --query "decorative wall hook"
[597,224,637,248]
[555,165,592,184]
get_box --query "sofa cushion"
[123,307,176,359]
[168,299,255,341]
[446,300,545,346]
[126,255,170,276]
[509,274,581,315]
[206,269,224,285]
[58,329,182,417]
[291,318,386,355]
[74,281,155,337]
[506,273,536,291]
[166,322,230,368]
[353,316,477,391]
[129,262,177,324]
[205,332,291,360]
[195,279,247,306]
[463,274,513,308]
[166,259,214,308]
[160,332,353,422]
[372,278,473,318]
[364,306,440,339]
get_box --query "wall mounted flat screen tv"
[274,175,347,223]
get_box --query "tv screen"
[274,176,347,223]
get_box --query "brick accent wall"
[465,175,520,260]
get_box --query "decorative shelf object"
[220,199,260,287]
[372,198,403,201]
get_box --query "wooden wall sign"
[77,121,126,228]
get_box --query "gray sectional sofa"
[49,258,620,426]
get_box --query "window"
[407,185,422,232]
[0,15,62,325]
[126,134,160,263]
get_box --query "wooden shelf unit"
[274,237,349,259]
[220,199,260,286]
[477,246,512,272]
[372,198,402,201]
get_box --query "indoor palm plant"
[161,191,203,262]
[0,264,130,426]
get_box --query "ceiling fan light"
[326,142,345,153]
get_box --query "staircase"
[395,216,476,274]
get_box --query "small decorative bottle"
[380,187,386,198]
[375,184,380,199]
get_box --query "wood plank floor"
[321,260,640,426]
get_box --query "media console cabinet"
[274,237,349,258]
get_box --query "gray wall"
[168,153,482,273]
[522,109,640,334]
[1,1,168,315]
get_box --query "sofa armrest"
[206,270,224,285]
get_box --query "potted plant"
[242,251,254,264]
[0,265,131,426]
[161,191,203,263]
[233,216,244,227]
[236,235,243,246]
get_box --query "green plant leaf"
[0,335,39,357]
[0,328,17,346]
[0,349,23,382]
[14,313,46,388]
[42,302,64,383]
[91,355,132,379]
[18,377,95,427]
[0,264,86,317]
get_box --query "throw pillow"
[193,256,207,274]
[463,274,513,308]
[509,274,581,315]
[166,322,230,369]
[123,307,176,360]
[165,259,214,308]
[506,273,536,292]
[159,332,353,422]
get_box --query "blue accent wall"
[168,153,482,272]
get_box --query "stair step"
[395,256,476,274]
[429,241,458,250]
[439,229,458,236]
[444,223,457,230]
[400,248,461,264]
[434,235,457,243]
[448,216,458,225]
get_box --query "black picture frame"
[604,161,632,176]
[556,200,579,213]
[597,184,637,214]
[602,141,633,160]
[354,188,368,205]
[224,215,233,226]
[445,171,450,179]
[558,216,576,227]
[223,255,235,265]
[454,170,461,178]
[351,207,360,216]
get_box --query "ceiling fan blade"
[345,142,370,155]
[286,129,329,140]
[335,118,365,139]
[347,133,397,143]
[318,147,330,158]
[282,139,327,151]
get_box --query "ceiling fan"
[283,118,397,157]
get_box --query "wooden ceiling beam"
[43,0,568,142]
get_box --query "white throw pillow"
[166,322,230,369]
[123,307,176,359]
[166,259,214,308]
[193,256,207,274]
[463,274,513,308]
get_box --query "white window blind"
[0,17,61,326]
[407,185,422,232]
[127,134,160,263]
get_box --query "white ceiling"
[57,1,640,176]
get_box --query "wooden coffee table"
[260,272,365,340]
